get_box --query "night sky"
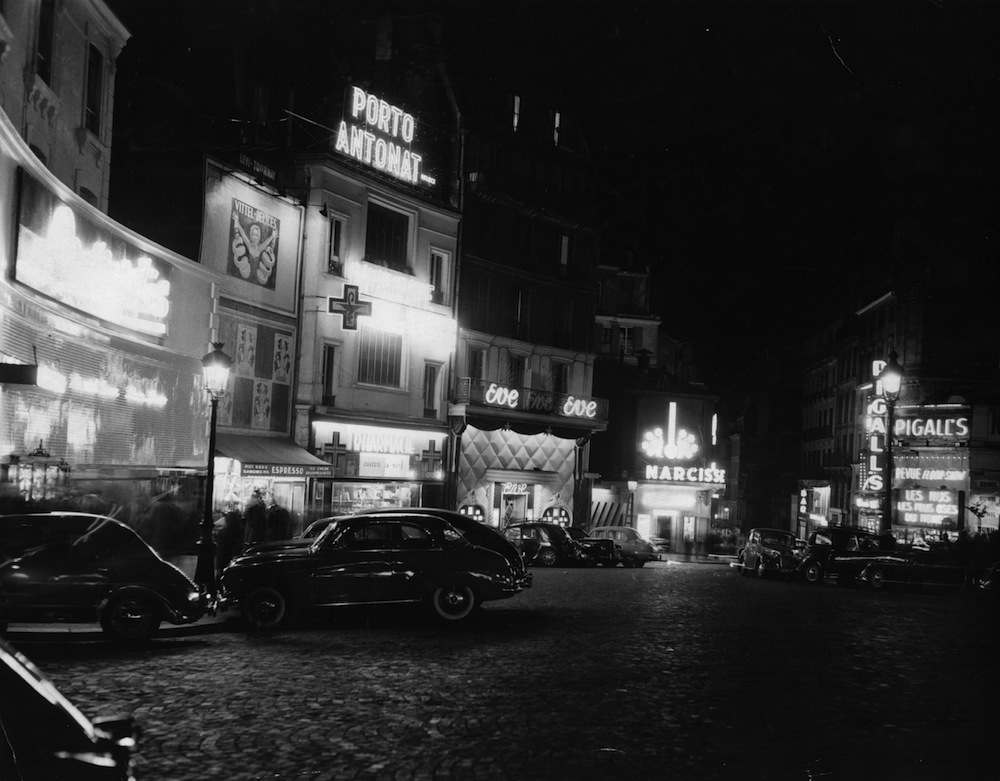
[107,0,1000,390]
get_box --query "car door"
[310,519,397,606]
[378,518,453,603]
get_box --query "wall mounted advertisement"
[634,396,725,485]
[14,170,172,339]
[199,159,302,314]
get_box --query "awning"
[215,434,334,478]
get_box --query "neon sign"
[17,204,171,336]
[895,417,969,439]
[335,86,435,186]
[897,488,959,526]
[640,402,698,460]
[860,360,888,493]
[562,395,597,419]
[644,462,726,484]
[485,382,519,409]
[502,482,529,494]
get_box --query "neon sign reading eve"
[17,204,170,336]
[562,396,597,419]
[640,402,698,460]
[335,86,436,186]
[644,462,726,484]
[485,382,519,409]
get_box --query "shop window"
[321,344,337,405]
[429,249,446,303]
[357,327,402,387]
[423,362,439,417]
[36,0,54,84]
[541,507,570,526]
[85,44,104,136]
[327,215,345,275]
[364,201,408,271]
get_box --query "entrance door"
[502,495,528,526]
[655,513,675,547]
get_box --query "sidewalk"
[660,552,738,566]
[4,610,240,640]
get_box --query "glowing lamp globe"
[879,351,903,399]
[201,343,233,398]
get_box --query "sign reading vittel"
[335,86,436,186]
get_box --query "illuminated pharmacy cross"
[328,284,372,330]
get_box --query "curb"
[4,613,242,641]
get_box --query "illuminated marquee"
[897,488,959,526]
[895,416,969,439]
[485,382,519,409]
[335,86,436,186]
[644,462,726,484]
[17,203,171,337]
[478,383,600,420]
[860,360,888,493]
[640,402,699,460]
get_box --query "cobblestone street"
[8,561,999,780]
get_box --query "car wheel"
[242,585,287,631]
[868,567,886,590]
[100,593,162,644]
[430,584,478,622]
[802,561,823,584]
[537,548,558,567]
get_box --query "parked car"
[0,512,207,643]
[588,526,660,568]
[503,522,586,567]
[648,535,672,554]
[301,508,531,589]
[565,527,620,566]
[858,550,966,590]
[738,527,804,578]
[0,636,138,779]
[219,510,528,628]
[796,526,897,585]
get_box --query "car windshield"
[761,534,793,548]
[311,519,347,549]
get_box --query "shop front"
[308,419,448,519]
[451,379,608,528]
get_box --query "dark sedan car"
[565,527,620,567]
[796,526,897,585]
[503,522,586,567]
[0,513,206,643]
[858,548,966,591]
[301,507,531,590]
[1,636,138,779]
[738,527,804,578]
[219,511,527,629]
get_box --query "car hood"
[228,544,314,568]
[245,539,314,554]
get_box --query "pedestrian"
[244,491,267,547]
[215,502,245,573]
[265,494,292,541]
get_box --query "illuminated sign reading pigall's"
[335,86,436,186]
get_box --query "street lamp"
[877,351,903,535]
[195,342,232,593]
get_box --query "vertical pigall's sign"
[860,359,888,493]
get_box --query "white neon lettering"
[561,396,598,419]
[484,382,519,409]
[401,114,415,143]
[366,94,380,126]
[351,86,366,118]
[338,87,429,186]
[374,138,388,168]
[378,99,391,133]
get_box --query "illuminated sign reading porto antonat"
[335,86,436,186]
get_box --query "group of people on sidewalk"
[214,490,293,574]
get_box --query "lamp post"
[194,342,232,594]
[877,351,903,535]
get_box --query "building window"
[552,362,569,396]
[358,328,402,387]
[36,0,55,85]
[327,215,345,275]
[552,110,561,146]
[423,363,439,417]
[559,234,570,274]
[620,327,636,356]
[507,354,525,388]
[600,326,612,350]
[468,347,485,380]
[512,94,520,133]
[84,44,104,136]
[364,202,408,271]
[321,344,337,405]
[429,250,446,304]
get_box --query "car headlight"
[187,590,202,604]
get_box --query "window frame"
[363,199,413,273]
[423,361,442,417]
[468,346,486,381]
[325,210,348,276]
[429,247,448,304]
[321,342,339,405]
[356,326,404,389]
[84,43,104,137]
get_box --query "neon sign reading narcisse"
[645,462,726,484]
[335,86,435,186]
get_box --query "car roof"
[751,527,794,534]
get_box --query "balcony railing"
[453,377,608,424]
